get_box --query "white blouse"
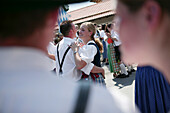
[79,40,97,64]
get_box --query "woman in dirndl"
[105,23,121,77]
[70,22,105,86]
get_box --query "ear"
[144,1,161,31]
[89,31,93,37]
[68,29,73,37]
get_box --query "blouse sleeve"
[79,43,97,64]
[81,63,94,75]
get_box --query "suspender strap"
[73,82,91,113]
[57,44,61,68]
[57,43,70,74]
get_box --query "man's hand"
[48,53,56,61]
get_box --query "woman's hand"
[70,42,79,52]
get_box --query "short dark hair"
[60,20,73,36]
[0,8,57,41]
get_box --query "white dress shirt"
[55,37,94,81]
[0,47,139,113]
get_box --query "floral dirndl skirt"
[81,72,106,86]
[107,43,120,73]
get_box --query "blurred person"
[54,33,63,43]
[106,23,129,78]
[0,0,138,113]
[58,33,63,40]
[105,23,121,77]
[100,24,109,65]
[117,0,170,112]
[54,37,60,45]
[94,23,101,39]
[70,22,105,86]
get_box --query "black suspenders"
[56,43,70,74]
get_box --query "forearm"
[74,52,87,70]
[91,65,103,73]
[91,65,105,78]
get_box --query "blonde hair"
[81,22,103,53]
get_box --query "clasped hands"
[69,42,80,52]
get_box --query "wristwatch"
[74,51,78,54]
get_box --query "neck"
[65,35,74,39]
[153,50,170,84]
[81,37,91,44]
[153,16,170,84]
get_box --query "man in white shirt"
[56,20,104,81]
[0,1,138,113]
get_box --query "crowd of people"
[0,0,169,113]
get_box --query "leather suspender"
[73,82,91,113]
[57,43,70,74]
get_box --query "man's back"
[0,47,137,113]
[55,37,82,81]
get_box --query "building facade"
[68,0,117,26]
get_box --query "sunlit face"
[71,23,77,38]
[79,25,91,40]
[116,2,151,64]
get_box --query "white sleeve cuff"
[81,63,94,75]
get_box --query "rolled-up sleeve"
[81,63,94,75]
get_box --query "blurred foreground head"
[117,0,170,82]
[0,0,88,51]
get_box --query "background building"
[68,0,117,26]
